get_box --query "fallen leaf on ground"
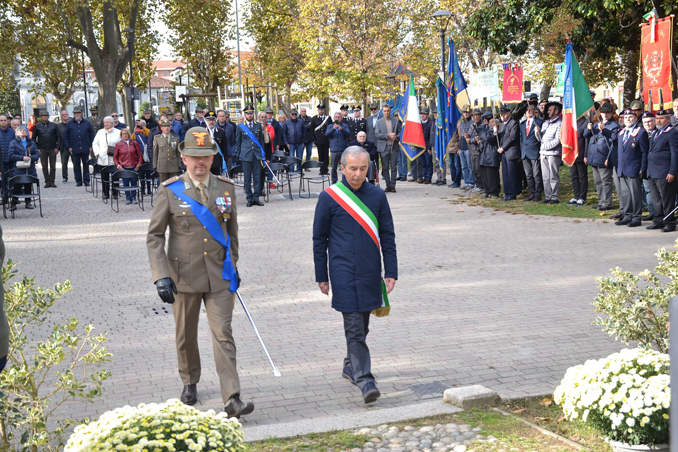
[556,416,566,424]
[599,212,606,216]
[534,417,551,421]
[539,398,553,407]
[457,208,464,212]
[510,408,526,414]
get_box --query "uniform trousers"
[480,166,500,196]
[619,176,642,222]
[330,151,342,184]
[540,154,561,201]
[60,148,71,180]
[380,145,398,189]
[613,168,623,211]
[501,155,521,198]
[648,177,678,226]
[569,161,588,201]
[39,148,57,185]
[470,152,483,190]
[316,144,330,175]
[410,157,422,180]
[342,311,375,391]
[421,151,433,180]
[241,159,262,202]
[591,166,613,208]
[522,157,543,196]
[72,153,90,185]
[159,172,179,183]
[172,289,239,404]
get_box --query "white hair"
[103,116,113,125]
[341,146,369,166]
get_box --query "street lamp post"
[432,10,452,81]
[123,28,135,121]
[174,67,185,117]
[82,49,88,113]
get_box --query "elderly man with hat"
[204,111,228,176]
[311,104,332,175]
[147,127,254,418]
[235,104,267,206]
[153,118,181,182]
[189,108,207,129]
[629,100,644,122]
[264,107,283,152]
[537,101,563,204]
[494,105,521,200]
[33,109,61,188]
[466,107,485,192]
[457,104,475,189]
[646,109,678,232]
[584,102,618,211]
[86,105,103,136]
[283,108,306,172]
[142,108,158,131]
[63,106,95,187]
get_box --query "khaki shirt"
[146,173,238,293]
[153,132,181,173]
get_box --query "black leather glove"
[156,277,178,304]
[640,170,647,180]
[237,270,241,287]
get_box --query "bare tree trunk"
[539,79,552,101]
[622,48,640,108]
[120,90,132,125]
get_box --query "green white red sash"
[325,182,390,312]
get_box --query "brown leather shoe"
[180,384,197,405]
[224,394,254,418]
[408,178,417,182]
[416,179,424,184]
[423,179,432,184]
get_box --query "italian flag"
[401,75,426,149]
[643,10,657,42]
[561,42,594,166]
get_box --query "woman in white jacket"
[93,116,121,199]
[93,116,121,166]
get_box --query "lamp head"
[432,10,452,31]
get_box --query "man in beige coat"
[146,127,254,418]
[152,118,181,182]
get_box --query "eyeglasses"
[291,113,297,116]
[111,115,118,118]
[371,108,378,111]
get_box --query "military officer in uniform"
[153,118,181,182]
[87,105,103,135]
[146,128,254,418]
[646,109,678,232]
[311,104,331,175]
[235,105,266,207]
[351,106,367,140]
[205,111,228,175]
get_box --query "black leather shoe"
[342,366,356,385]
[362,383,381,404]
[180,384,197,405]
[615,219,631,226]
[224,394,254,418]
[612,212,623,219]
[627,221,642,227]
[642,215,654,221]
[25,203,34,209]
[253,200,264,206]
[647,223,664,230]
[76,183,83,187]
[247,201,253,207]
[62,178,68,183]
[662,225,676,233]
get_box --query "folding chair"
[228,165,244,193]
[138,162,157,207]
[272,150,287,162]
[110,170,143,212]
[86,158,98,194]
[263,162,292,202]
[7,174,42,218]
[299,161,329,198]
[280,156,302,182]
[99,166,119,204]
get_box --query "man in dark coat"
[566,116,589,206]
[299,107,314,163]
[584,103,618,210]
[0,115,15,200]
[614,109,649,227]
[189,109,207,129]
[283,108,306,172]
[478,118,502,197]
[216,110,236,170]
[313,146,397,404]
[646,109,678,232]
[57,110,71,183]
[235,105,266,207]
[348,131,377,182]
[142,109,158,131]
[311,104,332,175]
[33,110,62,188]
[520,104,543,201]
[63,107,95,186]
[420,108,435,184]
[205,111,228,175]
[326,112,352,184]
[496,105,521,200]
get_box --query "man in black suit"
[520,104,543,201]
[350,105,367,140]
[496,105,521,201]
[311,104,331,174]
[614,109,648,227]
[205,111,228,175]
[216,110,236,170]
[646,109,678,232]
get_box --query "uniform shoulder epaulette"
[216,175,234,184]
[162,175,181,186]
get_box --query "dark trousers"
[570,161,588,200]
[410,157,422,180]
[470,152,483,190]
[422,151,433,180]
[39,148,57,185]
[501,155,521,198]
[241,159,261,202]
[72,153,90,185]
[342,311,375,391]
[316,144,329,175]
[522,157,543,196]
[122,166,138,201]
[380,145,398,188]
[480,166,501,196]
[12,183,32,204]
[330,151,341,184]
[60,149,71,180]
[448,153,462,184]
[648,177,678,226]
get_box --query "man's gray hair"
[341,146,369,166]
[103,115,113,125]
[15,125,29,136]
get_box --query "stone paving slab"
[3,162,673,426]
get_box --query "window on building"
[164,71,169,77]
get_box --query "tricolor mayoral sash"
[325,181,390,316]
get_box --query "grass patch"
[451,166,623,219]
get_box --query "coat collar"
[341,175,367,193]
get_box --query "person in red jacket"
[113,128,144,204]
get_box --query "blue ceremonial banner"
[446,38,466,139]
[435,77,448,169]
[394,87,425,161]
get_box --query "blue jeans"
[303,141,313,162]
[397,148,408,178]
[449,153,462,185]
[422,151,433,180]
[459,149,474,186]
[288,143,304,171]
[122,166,138,201]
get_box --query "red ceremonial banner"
[502,63,523,102]
[641,16,674,110]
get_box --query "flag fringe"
[371,306,390,317]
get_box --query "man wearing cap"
[33,110,61,188]
[537,102,563,204]
[205,111,228,176]
[299,107,314,163]
[147,127,254,418]
[375,105,402,192]
[466,108,485,192]
[216,110,236,170]
[520,104,543,201]
[351,106,367,140]
[264,107,283,152]
[646,109,678,232]
[495,105,521,200]
[284,108,305,172]
[630,100,644,122]
[235,105,267,206]
[63,107,95,187]
[584,102,618,211]
[86,105,103,136]
[311,104,332,175]
[142,109,158,131]
[457,105,474,190]
[641,112,657,221]
[189,109,207,129]
[153,118,181,182]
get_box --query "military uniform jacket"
[616,125,649,178]
[235,121,266,162]
[350,117,367,140]
[87,116,103,135]
[147,173,239,293]
[152,132,181,173]
[647,125,678,179]
[311,115,331,145]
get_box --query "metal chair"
[86,158,98,194]
[280,156,302,184]
[110,170,143,212]
[228,165,244,194]
[299,161,329,198]
[99,166,119,204]
[138,162,157,207]
[272,150,287,162]
[7,174,42,218]
[263,162,292,202]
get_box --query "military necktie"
[197,182,208,205]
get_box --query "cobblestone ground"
[3,163,673,426]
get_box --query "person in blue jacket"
[313,146,397,404]
[614,109,649,227]
[325,112,351,184]
[8,126,39,209]
[63,107,95,186]
[646,109,678,232]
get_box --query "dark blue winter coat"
[325,122,351,154]
[8,137,39,177]
[616,125,649,178]
[584,120,618,168]
[313,176,397,313]
[283,117,306,145]
[0,127,16,166]
[63,118,95,155]
[647,125,678,179]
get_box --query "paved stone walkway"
[3,163,674,427]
